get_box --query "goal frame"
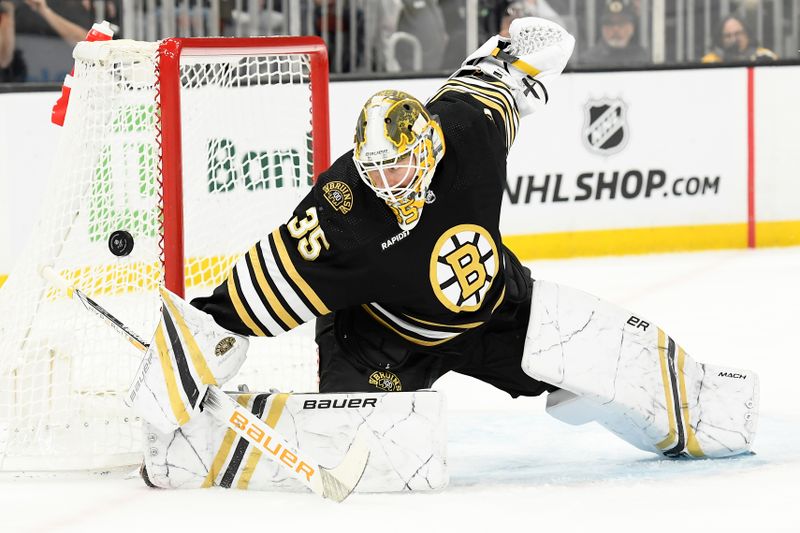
[158,36,330,297]
[0,35,330,473]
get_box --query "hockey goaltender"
[126,17,759,497]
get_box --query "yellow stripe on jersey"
[401,285,505,332]
[153,323,190,426]
[472,94,512,135]
[483,78,521,122]
[491,286,506,313]
[247,246,299,330]
[447,77,517,128]
[272,229,331,316]
[401,314,485,330]
[160,287,216,386]
[362,304,457,347]
[430,80,516,134]
[429,79,517,148]
[430,85,512,150]
[226,272,267,336]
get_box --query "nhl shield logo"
[583,98,628,155]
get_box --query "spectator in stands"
[94,0,118,31]
[17,0,91,45]
[13,0,93,81]
[0,0,27,82]
[382,0,448,72]
[312,0,364,73]
[701,14,777,64]
[581,0,648,67]
[498,0,564,37]
[439,0,465,70]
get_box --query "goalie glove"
[125,287,249,434]
[460,17,575,117]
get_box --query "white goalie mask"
[353,90,445,231]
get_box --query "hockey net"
[0,37,329,472]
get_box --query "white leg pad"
[143,390,448,492]
[545,389,599,426]
[523,280,759,458]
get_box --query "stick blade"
[319,426,371,502]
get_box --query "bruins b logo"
[430,224,499,312]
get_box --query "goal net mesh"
[0,38,323,472]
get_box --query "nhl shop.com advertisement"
[501,68,747,239]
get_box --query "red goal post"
[158,37,330,297]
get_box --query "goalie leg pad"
[522,280,759,458]
[126,287,249,434]
[143,390,448,492]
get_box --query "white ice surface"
[3,247,799,533]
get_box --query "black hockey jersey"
[193,71,530,352]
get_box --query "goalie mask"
[353,90,445,231]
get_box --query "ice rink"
[3,246,798,533]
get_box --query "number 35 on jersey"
[288,207,330,261]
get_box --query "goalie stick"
[40,266,370,502]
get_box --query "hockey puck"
[108,230,134,257]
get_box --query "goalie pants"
[315,274,555,397]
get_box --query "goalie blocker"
[143,390,447,492]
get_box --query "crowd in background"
[0,0,790,83]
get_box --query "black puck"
[108,230,134,257]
